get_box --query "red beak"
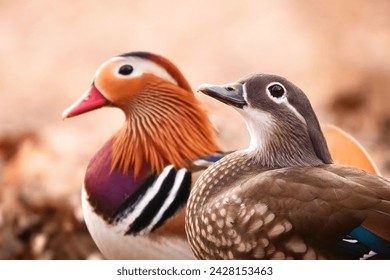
[62,85,110,119]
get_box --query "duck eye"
[268,84,285,98]
[118,64,133,75]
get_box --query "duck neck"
[111,85,219,176]
[243,110,326,168]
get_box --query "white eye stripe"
[285,101,306,125]
[266,82,306,125]
[95,56,178,85]
[243,81,306,125]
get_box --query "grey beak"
[197,83,246,108]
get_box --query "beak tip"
[61,86,108,121]
[196,84,207,93]
[62,108,72,120]
[197,83,214,95]
[196,82,246,108]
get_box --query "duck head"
[198,73,332,168]
[63,52,219,175]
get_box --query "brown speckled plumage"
[185,73,390,260]
[187,151,390,259]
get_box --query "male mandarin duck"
[322,124,380,175]
[185,73,390,260]
[63,52,222,259]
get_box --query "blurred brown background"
[1,0,390,259]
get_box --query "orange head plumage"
[63,52,219,176]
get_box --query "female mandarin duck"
[185,73,390,260]
[63,52,222,259]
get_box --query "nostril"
[225,86,234,92]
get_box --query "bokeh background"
[1,0,390,259]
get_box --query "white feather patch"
[239,107,275,152]
[95,56,178,85]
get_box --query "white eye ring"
[266,82,287,103]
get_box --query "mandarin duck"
[63,53,379,260]
[63,52,222,259]
[185,73,390,260]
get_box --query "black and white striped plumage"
[82,163,193,259]
[112,165,191,236]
